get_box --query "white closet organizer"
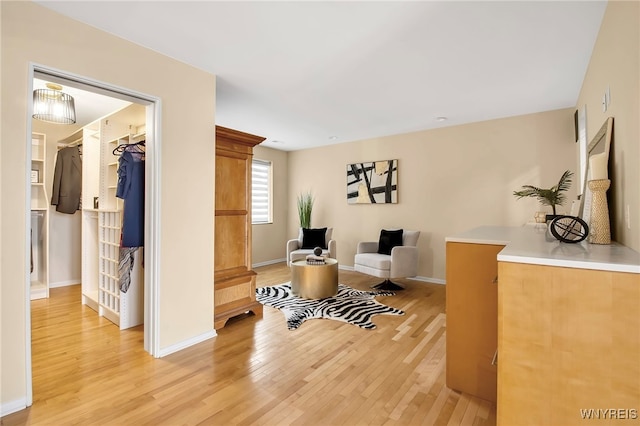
[31,132,49,300]
[60,103,146,329]
[98,210,144,328]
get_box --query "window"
[252,159,272,224]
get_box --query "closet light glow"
[33,83,76,124]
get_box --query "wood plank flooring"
[1,263,496,425]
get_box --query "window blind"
[252,159,271,224]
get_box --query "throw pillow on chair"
[301,227,328,249]
[377,229,403,255]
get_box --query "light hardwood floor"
[2,263,496,425]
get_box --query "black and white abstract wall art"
[347,160,398,204]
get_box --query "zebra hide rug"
[255,282,404,330]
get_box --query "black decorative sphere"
[313,246,323,256]
[549,215,589,243]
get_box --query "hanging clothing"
[119,247,138,293]
[116,150,145,247]
[51,146,82,214]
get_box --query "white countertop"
[445,226,525,246]
[446,225,640,274]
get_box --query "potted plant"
[513,170,573,221]
[297,191,314,228]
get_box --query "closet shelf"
[99,272,118,280]
[99,287,120,298]
[109,134,130,144]
[99,241,120,247]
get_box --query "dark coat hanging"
[51,146,82,214]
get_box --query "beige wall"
[288,109,576,282]
[576,0,639,251]
[1,1,215,410]
[252,145,289,265]
[250,0,640,273]
[0,0,3,415]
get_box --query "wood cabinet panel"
[215,155,247,211]
[446,241,504,403]
[497,262,640,425]
[214,272,262,329]
[214,215,247,271]
[214,126,264,329]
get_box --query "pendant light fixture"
[33,83,76,124]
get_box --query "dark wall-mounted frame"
[579,117,613,223]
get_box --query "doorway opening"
[25,64,162,405]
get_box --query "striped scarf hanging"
[119,247,138,293]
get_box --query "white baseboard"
[253,258,286,268]
[49,279,81,288]
[409,276,446,285]
[339,265,445,285]
[157,330,217,358]
[1,397,28,417]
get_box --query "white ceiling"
[36,1,607,151]
[33,78,132,128]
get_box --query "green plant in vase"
[513,170,573,220]
[297,191,314,228]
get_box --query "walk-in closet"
[31,77,147,330]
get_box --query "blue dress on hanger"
[116,150,144,247]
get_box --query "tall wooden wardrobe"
[214,126,265,329]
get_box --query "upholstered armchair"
[354,229,420,290]
[287,227,337,266]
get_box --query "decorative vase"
[587,179,611,244]
[534,211,547,223]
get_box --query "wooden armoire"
[214,126,265,329]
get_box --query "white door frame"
[25,63,163,405]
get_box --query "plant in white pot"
[513,170,573,221]
[297,191,314,228]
